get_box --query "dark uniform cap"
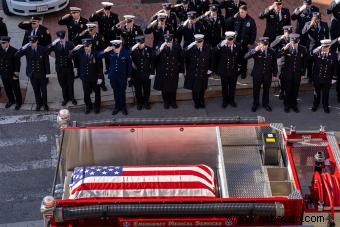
[187,11,197,19]
[312,12,320,18]
[303,0,312,4]
[0,36,11,43]
[283,25,293,32]
[274,0,283,4]
[31,16,41,21]
[29,35,38,42]
[135,35,145,43]
[209,4,219,11]
[56,30,66,39]
[259,37,270,45]
[289,33,300,42]
[164,33,173,42]
[162,3,172,10]
[182,0,190,4]
[157,13,167,20]
[81,38,92,46]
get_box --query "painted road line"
[0,114,56,125]
[0,135,48,147]
[0,159,53,174]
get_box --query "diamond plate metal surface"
[219,126,261,146]
[327,133,340,171]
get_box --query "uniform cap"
[70,7,81,12]
[31,16,41,21]
[56,30,66,38]
[225,31,236,38]
[182,0,189,4]
[157,13,168,19]
[101,2,114,8]
[274,0,283,3]
[259,37,270,45]
[110,40,123,45]
[123,15,135,20]
[320,39,331,47]
[209,4,219,11]
[187,11,197,19]
[162,3,172,9]
[81,38,92,46]
[164,33,173,42]
[29,35,38,42]
[312,12,320,17]
[303,0,312,4]
[86,23,97,28]
[289,33,300,42]
[0,36,11,43]
[194,34,204,42]
[283,25,293,32]
[135,35,145,43]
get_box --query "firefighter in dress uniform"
[18,16,51,47]
[89,1,119,75]
[219,0,247,20]
[0,36,22,110]
[131,35,155,110]
[150,3,178,34]
[259,0,291,44]
[311,39,338,113]
[71,39,103,114]
[278,33,307,113]
[15,35,50,111]
[177,11,205,48]
[245,37,278,112]
[58,7,88,78]
[291,0,319,47]
[0,17,8,37]
[46,31,77,107]
[184,34,213,109]
[77,23,108,92]
[154,34,185,109]
[327,0,340,52]
[113,15,144,50]
[225,5,256,79]
[214,31,243,108]
[98,40,132,115]
[174,0,195,22]
[145,13,175,49]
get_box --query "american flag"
[69,165,216,199]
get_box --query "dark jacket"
[245,47,278,80]
[0,18,8,37]
[214,42,243,77]
[174,4,196,22]
[312,50,338,83]
[154,43,184,92]
[302,21,329,51]
[144,23,175,48]
[89,11,119,46]
[58,15,88,45]
[71,49,103,82]
[184,44,213,91]
[46,41,74,73]
[259,7,291,41]
[15,45,50,78]
[18,22,52,46]
[113,24,144,49]
[291,5,319,34]
[327,0,340,21]
[278,45,307,81]
[201,14,226,47]
[226,14,257,47]
[270,35,290,51]
[131,45,154,81]
[219,0,247,19]
[0,46,20,79]
[177,21,205,48]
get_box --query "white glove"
[186,41,196,50]
[159,42,166,51]
[97,79,103,85]
[336,0,340,4]
[131,43,139,51]
[312,46,321,54]
[73,44,84,51]
[183,19,189,27]
[104,46,113,53]
[283,43,291,50]
[207,70,213,75]
[52,38,60,46]
[149,74,156,79]
[22,43,30,50]
[220,40,227,47]
[132,62,137,70]
[179,73,184,78]
[338,37,340,42]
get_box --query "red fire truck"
[41,110,340,226]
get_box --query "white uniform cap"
[123,15,135,20]
[194,34,205,40]
[70,7,81,11]
[320,39,332,47]
[101,2,114,7]
[225,31,236,37]
[86,23,97,28]
[110,40,123,45]
[157,13,168,19]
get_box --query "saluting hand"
[104,46,114,53]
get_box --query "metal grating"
[219,126,262,146]
[327,133,340,171]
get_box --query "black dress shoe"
[5,102,14,108]
[324,107,330,113]
[35,104,42,111]
[292,106,299,113]
[15,104,21,110]
[122,108,128,115]
[164,103,170,109]
[311,106,318,112]
[229,102,237,108]
[338,97,340,103]
[251,105,257,112]
[112,109,120,115]
[264,105,272,112]
[94,108,100,114]
[61,100,68,106]
[200,102,206,108]
[279,94,284,100]
[137,104,142,110]
[43,105,49,111]
[171,103,178,109]
[101,85,108,91]
[194,103,200,109]
[144,102,151,109]
[72,99,77,105]
[284,106,290,113]
[222,102,228,108]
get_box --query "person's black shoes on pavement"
[35,104,42,111]
[5,102,14,108]
[264,105,272,112]
[284,106,290,113]
[164,103,170,109]
[229,102,237,108]
[94,108,100,114]
[72,99,77,105]
[251,105,257,112]
[194,103,200,109]
[43,105,49,111]
[222,101,227,108]
[122,108,128,115]
[144,102,151,109]
[324,107,330,113]
[137,104,142,110]
[112,108,120,115]
[311,106,318,112]
[292,106,299,113]
[61,100,68,106]
[171,103,178,109]
[15,104,21,110]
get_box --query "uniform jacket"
[151,12,178,33]
[226,15,257,47]
[184,43,213,91]
[270,35,290,51]
[219,0,247,19]
[154,43,184,92]
[214,42,242,77]
[302,21,329,51]
[71,49,103,82]
[114,24,144,49]
[327,1,340,21]
[76,32,105,52]
[15,45,50,78]
[0,18,8,37]
[177,21,205,48]
[98,48,132,83]
[58,15,88,44]
[89,11,119,46]
[259,7,291,41]
[131,45,154,81]
[312,50,338,83]
[278,45,307,81]
[18,23,52,46]
[144,23,175,48]
[174,4,196,22]
[46,41,74,73]
[291,5,319,34]
[0,46,20,79]
[245,47,278,80]
[201,14,226,46]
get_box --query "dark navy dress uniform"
[201,14,225,47]
[219,0,247,19]
[98,47,132,113]
[174,3,195,22]
[144,23,175,49]
[89,11,119,46]
[18,23,51,47]
[114,24,144,49]
[0,43,22,109]
[0,17,8,37]
[177,21,205,48]
[327,0,340,51]
[58,15,88,45]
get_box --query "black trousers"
[192,90,205,105]
[30,76,47,106]
[313,81,331,109]
[221,76,237,104]
[1,76,22,104]
[337,78,340,100]
[306,58,313,80]
[330,19,340,52]
[253,77,272,107]
[82,80,101,109]
[110,80,127,110]
[240,45,249,78]
[283,79,300,108]
[134,79,151,105]
[162,91,177,105]
[57,68,74,102]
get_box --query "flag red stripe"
[71,181,216,195]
